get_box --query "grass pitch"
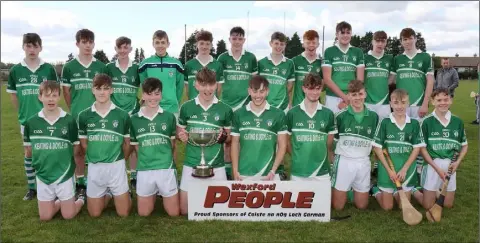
[1,81,478,242]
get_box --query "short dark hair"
[142,77,163,94]
[196,30,213,43]
[303,73,322,88]
[431,88,450,98]
[373,31,388,41]
[23,33,42,47]
[76,29,95,43]
[93,74,112,88]
[400,28,416,39]
[230,26,245,37]
[249,75,269,90]
[152,30,169,42]
[336,21,352,33]
[347,80,365,93]
[271,31,287,42]
[39,80,61,96]
[196,67,216,85]
[115,36,131,48]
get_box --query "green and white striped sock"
[24,157,36,190]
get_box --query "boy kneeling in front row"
[23,80,85,220]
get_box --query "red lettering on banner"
[228,192,246,208]
[296,192,315,208]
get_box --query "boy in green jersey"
[184,30,223,100]
[61,29,107,192]
[322,21,365,114]
[130,78,179,216]
[106,36,140,188]
[231,75,288,181]
[410,88,468,210]
[364,31,394,119]
[24,81,85,220]
[218,26,258,180]
[7,33,58,200]
[138,30,184,116]
[78,74,132,217]
[286,73,336,181]
[371,89,425,210]
[331,80,379,210]
[258,31,294,179]
[177,68,233,215]
[291,30,323,107]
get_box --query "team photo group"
[7,20,468,222]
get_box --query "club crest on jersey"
[352,56,357,61]
[162,123,167,131]
[61,127,67,135]
[169,70,174,77]
[113,120,119,128]
[319,121,325,128]
[42,77,47,82]
[418,62,423,68]
[367,127,372,135]
[214,113,220,121]
[266,119,273,127]
[307,66,312,72]
[281,69,286,75]
[244,63,248,69]
[454,130,459,137]
[386,63,390,68]
[316,68,320,72]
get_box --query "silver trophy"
[188,128,220,178]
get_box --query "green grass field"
[1,81,478,242]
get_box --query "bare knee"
[167,208,180,217]
[137,208,152,217]
[444,202,454,208]
[355,201,369,210]
[39,213,54,221]
[116,208,130,217]
[332,200,345,211]
[381,202,393,211]
[61,211,76,220]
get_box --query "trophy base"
[192,165,215,178]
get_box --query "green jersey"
[184,56,224,100]
[7,59,58,125]
[138,53,184,114]
[106,59,140,114]
[391,50,434,106]
[217,49,258,111]
[61,57,107,118]
[322,44,365,97]
[23,109,78,185]
[78,103,131,164]
[178,96,233,168]
[421,111,467,161]
[286,101,336,177]
[258,55,295,110]
[231,102,287,176]
[335,105,379,158]
[364,51,394,105]
[373,114,424,188]
[130,107,176,171]
[291,52,323,107]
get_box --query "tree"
[210,45,216,58]
[134,48,140,62]
[415,32,427,52]
[93,50,109,64]
[67,53,74,62]
[386,36,402,56]
[179,30,199,65]
[359,31,373,54]
[215,39,227,58]
[455,53,459,57]
[285,32,303,59]
[474,53,478,57]
[139,48,145,62]
[350,35,361,48]
[111,54,118,63]
[433,56,442,70]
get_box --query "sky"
[1,1,479,63]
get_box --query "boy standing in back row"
[61,29,108,193]
[7,33,59,200]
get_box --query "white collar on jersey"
[432,109,452,127]
[246,101,271,117]
[194,95,219,111]
[38,108,67,125]
[335,43,352,54]
[368,50,385,59]
[91,102,116,113]
[115,58,133,69]
[389,113,411,130]
[402,49,422,55]
[228,48,246,57]
[267,54,287,65]
[300,99,323,111]
[75,55,96,69]
[21,58,45,73]
[138,106,163,120]
[195,55,214,67]
[301,52,320,60]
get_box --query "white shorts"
[136,169,178,197]
[20,125,25,135]
[421,158,456,192]
[325,95,343,114]
[407,106,421,120]
[240,174,281,181]
[36,176,76,202]
[87,159,129,198]
[366,103,391,119]
[180,165,227,192]
[331,155,371,192]
[379,186,414,194]
[291,174,330,181]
